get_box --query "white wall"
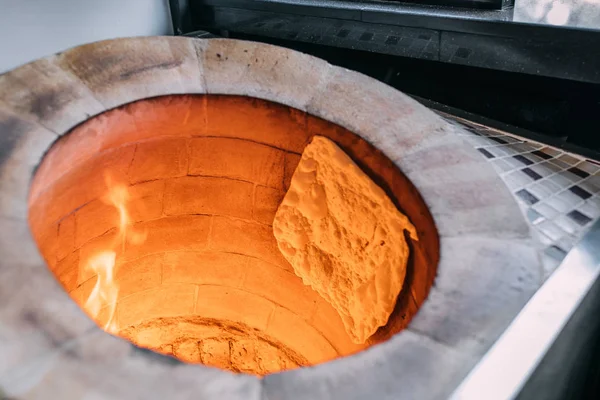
[0,0,173,73]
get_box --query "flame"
[83,175,146,333]
[84,251,118,331]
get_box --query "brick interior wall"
[27,95,438,375]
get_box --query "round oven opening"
[27,95,439,375]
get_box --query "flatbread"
[273,136,417,344]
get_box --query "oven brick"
[31,115,126,198]
[203,96,310,154]
[31,222,59,269]
[28,200,50,243]
[412,173,504,211]
[200,338,231,369]
[117,283,197,329]
[283,153,301,191]
[0,56,105,134]
[75,199,118,249]
[263,329,470,400]
[92,304,117,331]
[253,186,283,225]
[306,114,381,163]
[0,250,93,361]
[56,213,76,262]
[189,137,286,189]
[125,95,207,146]
[209,215,290,269]
[69,275,97,312]
[74,180,165,249]
[164,176,253,219]
[266,306,338,364]
[159,344,174,356]
[174,339,201,363]
[128,325,169,351]
[1,155,37,220]
[308,66,446,154]
[54,249,79,291]
[29,96,205,202]
[70,276,115,323]
[57,37,204,110]
[256,340,300,373]
[129,138,189,184]
[123,215,212,262]
[200,39,331,113]
[243,258,317,321]
[78,229,118,286]
[0,109,56,182]
[410,237,540,353]
[398,141,484,173]
[30,144,136,226]
[231,340,259,373]
[125,179,166,222]
[194,286,274,331]
[162,251,248,287]
[309,298,364,356]
[73,104,137,152]
[0,115,56,197]
[117,253,163,298]
[64,96,204,164]
[419,175,530,239]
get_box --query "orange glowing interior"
[27,95,439,375]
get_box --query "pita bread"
[273,136,417,343]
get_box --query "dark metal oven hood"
[183,0,600,84]
[175,0,600,158]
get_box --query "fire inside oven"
[27,94,438,376]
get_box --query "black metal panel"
[169,0,193,35]
[180,0,600,153]
[197,0,362,20]
[227,12,440,61]
[384,0,512,10]
[183,29,221,38]
[439,31,600,83]
[358,5,594,40]
[414,96,600,162]
[194,4,600,84]
[195,0,600,35]
[210,32,600,154]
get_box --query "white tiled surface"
[441,113,600,279]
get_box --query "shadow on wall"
[0,0,173,74]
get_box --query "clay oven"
[0,37,540,399]
[27,93,438,374]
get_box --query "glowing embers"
[83,176,147,333]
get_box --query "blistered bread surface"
[273,136,418,344]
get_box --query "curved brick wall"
[27,94,439,374]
